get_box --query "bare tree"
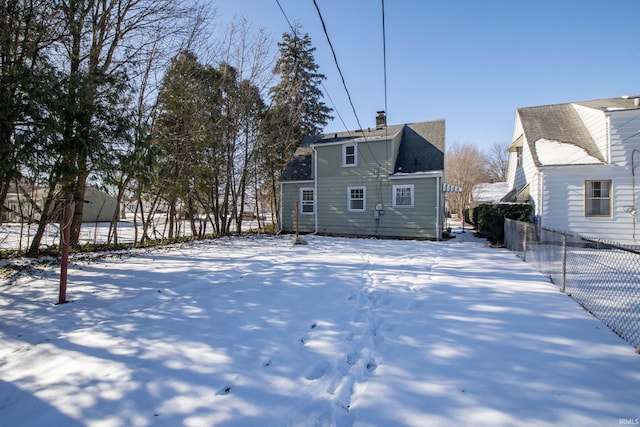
[485,142,510,182]
[105,5,213,246]
[215,18,273,234]
[445,143,490,219]
[56,0,208,247]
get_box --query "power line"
[311,0,384,168]
[275,0,384,171]
[321,82,351,135]
[381,0,388,123]
[311,1,365,136]
[274,0,294,32]
[274,0,350,137]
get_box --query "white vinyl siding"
[573,104,609,162]
[347,186,366,212]
[342,143,357,167]
[300,188,314,214]
[585,180,611,217]
[392,184,414,208]
[507,104,640,245]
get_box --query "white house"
[504,96,640,246]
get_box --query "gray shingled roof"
[575,97,640,111]
[394,120,445,173]
[517,97,640,167]
[517,103,604,165]
[280,145,313,181]
[280,119,445,181]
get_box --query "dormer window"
[342,143,357,167]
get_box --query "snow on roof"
[472,182,510,203]
[535,138,602,166]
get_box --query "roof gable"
[280,145,313,181]
[394,120,445,173]
[517,103,604,166]
[280,119,445,182]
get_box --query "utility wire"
[274,0,350,136]
[276,0,382,171]
[275,0,294,31]
[322,82,352,135]
[311,1,366,136]
[381,0,388,123]
[311,0,384,168]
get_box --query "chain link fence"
[504,218,640,349]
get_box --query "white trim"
[342,143,357,167]
[309,133,399,148]
[280,180,314,184]
[347,186,366,212]
[389,170,443,179]
[584,179,612,217]
[392,184,414,208]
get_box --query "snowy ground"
[0,217,266,251]
[0,230,639,427]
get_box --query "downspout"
[436,175,441,241]
[534,170,544,227]
[312,146,318,234]
[278,181,283,234]
[605,114,611,164]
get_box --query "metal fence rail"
[504,218,640,349]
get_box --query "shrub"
[473,203,532,244]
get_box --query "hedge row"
[466,203,533,244]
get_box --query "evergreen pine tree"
[261,25,332,224]
[268,25,332,140]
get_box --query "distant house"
[504,96,640,245]
[280,113,451,239]
[471,182,510,206]
[2,181,118,223]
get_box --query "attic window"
[343,143,357,167]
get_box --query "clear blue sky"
[214,0,640,151]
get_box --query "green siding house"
[280,113,446,239]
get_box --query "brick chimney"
[375,110,386,129]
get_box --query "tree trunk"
[70,168,89,246]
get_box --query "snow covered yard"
[0,232,638,427]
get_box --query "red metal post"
[58,192,72,305]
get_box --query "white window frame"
[585,180,612,217]
[392,184,414,208]
[300,187,314,214]
[342,143,357,167]
[347,186,366,212]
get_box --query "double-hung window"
[343,143,357,167]
[300,188,314,214]
[392,184,414,208]
[585,180,611,217]
[348,186,366,212]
